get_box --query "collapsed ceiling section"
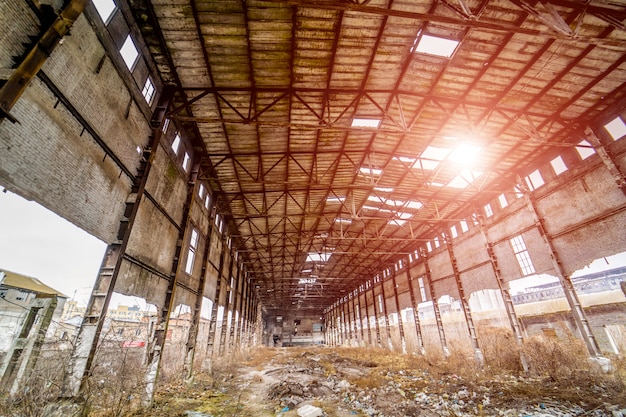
[129,0,626,313]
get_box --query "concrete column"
[519,178,601,357]
[355,290,365,345]
[478,217,528,370]
[218,253,234,355]
[406,266,426,355]
[379,276,394,351]
[183,185,215,381]
[422,248,450,357]
[207,236,228,357]
[0,295,57,396]
[60,88,173,399]
[444,233,483,365]
[362,286,373,346]
[370,287,382,348]
[390,268,407,354]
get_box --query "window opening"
[183,152,191,172]
[510,235,535,276]
[550,155,568,175]
[418,277,427,301]
[525,169,545,191]
[575,140,595,160]
[484,203,493,217]
[604,116,626,141]
[162,118,170,134]
[171,133,181,154]
[119,34,139,70]
[198,184,206,199]
[498,193,508,209]
[185,228,199,274]
[93,0,116,23]
[142,77,155,105]
[450,224,458,238]
[415,34,459,57]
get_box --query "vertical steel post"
[363,286,373,346]
[379,275,394,351]
[422,248,450,356]
[390,268,408,354]
[406,266,426,355]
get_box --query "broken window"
[510,235,535,276]
[575,140,595,160]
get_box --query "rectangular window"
[426,241,432,252]
[525,169,545,191]
[198,183,206,199]
[378,294,384,313]
[460,220,469,232]
[171,133,181,154]
[575,140,595,160]
[142,77,155,105]
[15,290,29,301]
[484,203,493,218]
[162,118,170,134]
[604,116,626,141]
[185,228,199,274]
[498,193,508,208]
[510,235,535,276]
[204,193,211,210]
[550,155,568,175]
[120,34,139,70]
[182,152,190,171]
[433,236,440,248]
[450,224,458,238]
[418,277,427,301]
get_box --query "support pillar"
[60,88,173,399]
[422,248,450,356]
[183,181,215,381]
[444,233,483,365]
[363,287,373,346]
[0,295,57,396]
[218,253,234,355]
[406,266,426,355]
[478,217,528,370]
[585,127,626,196]
[207,235,228,358]
[519,178,601,356]
[390,269,407,354]
[379,276,394,351]
[370,288,382,348]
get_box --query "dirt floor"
[132,345,626,417]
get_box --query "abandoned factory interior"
[1,0,626,415]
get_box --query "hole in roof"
[415,34,459,58]
[326,196,345,203]
[604,116,626,140]
[359,167,383,176]
[352,118,381,128]
[374,186,394,192]
[448,170,483,189]
[306,252,332,263]
[421,145,450,161]
[448,143,482,165]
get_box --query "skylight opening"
[326,196,345,203]
[393,156,417,166]
[93,0,116,23]
[604,116,626,140]
[421,145,450,161]
[389,219,407,226]
[448,143,482,165]
[352,118,381,128]
[367,195,383,203]
[447,169,482,189]
[306,252,332,263]
[359,167,383,176]
[119,34,139,70]
[405,200,423,209]
[415,34,459,58]
[299,278,316,285]
[374,187,394,193]
[335,218,352,224]
[397,212,412,220]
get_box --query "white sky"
[1,188,624,306]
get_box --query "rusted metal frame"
[293,91,326,124]
[363,92,406,131]
[507,0,573,35]
[584,127,626,195]
[405,264,426,354]
[421,247,450,356]
[59,88,172,399]
[218,252,235,355]
[166,89,213,118]
[0,0,87,123]
[206,236,228,357]
[250,91,290,122]
[444,232,484,364]
[390,268,407,354]
[262,154,287,180]
[183,184,216,381]
[232,157,258,182]
[289,154,315,183]
[437,0,474,19]
[518,179,601,356]
[214,91,248,121]
[477,217,528,371]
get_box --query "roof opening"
[415,34,459,58]
[604,116,626,141]
[352,118,381,128]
